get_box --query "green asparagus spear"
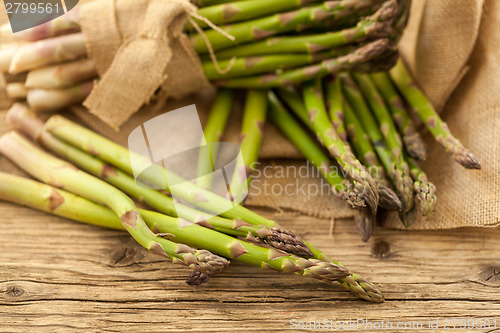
[27,80,93,111]
[42,114,384,302]
[212,0,396,57]
[9,33,87,74]
[301,78,379,214]
[0,172,351,286]
[341,94,402,211]
[203,51,349,81]
[25,58,97,89]
[307,245,383,302]
[191,0,381,54]
[274,87,370,210]
[0,131,229,278]
[325,76,400,210]
[211,42,357,61]
[197,89,234,189]
[343,93,412,229]
[269,91,377,241]
[325,75,348,142]
[188,0,318,30]
[230,89,267,203]
[268,91,366,209]
[316,1,384,33]
[7,103,312,257]
[340,73,413,219]
[389,59,481,169]
[370,72,427,160]
[214,38,390,88]
[350,47,399,73]
[352,72,413,212]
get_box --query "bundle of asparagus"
[265,60,480,238]
[0,103,384,302]
[0,0,402,111]
[198,52,478,241]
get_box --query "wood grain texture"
[0,109,499,333]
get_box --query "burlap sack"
[78,0,211,129]
[384,0,500,229]
[67,0,498,229]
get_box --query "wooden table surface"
[0,109,499,333]
[1,206,500,333]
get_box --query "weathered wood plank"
[1,200,500,332]
[1,108,499,332]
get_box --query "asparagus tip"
[337,183,367,210]
[261,227,314,257]
[377,184,403,211]
[305,259,351,281]
[362,283,385,303]
[391,169,415,214]
[194,249,231,275]
[186,271,210,286]
[345,274,385,303]
[420,199,436,217]
[453,150,482,170]
[354,208,375,242]
[352,174,379,215]
[370,0,399,34]
[415,181,437,217]
[354,38,391,62]
[403,136,428,161]
[365,190,379,216]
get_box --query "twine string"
[187,14,236,75]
